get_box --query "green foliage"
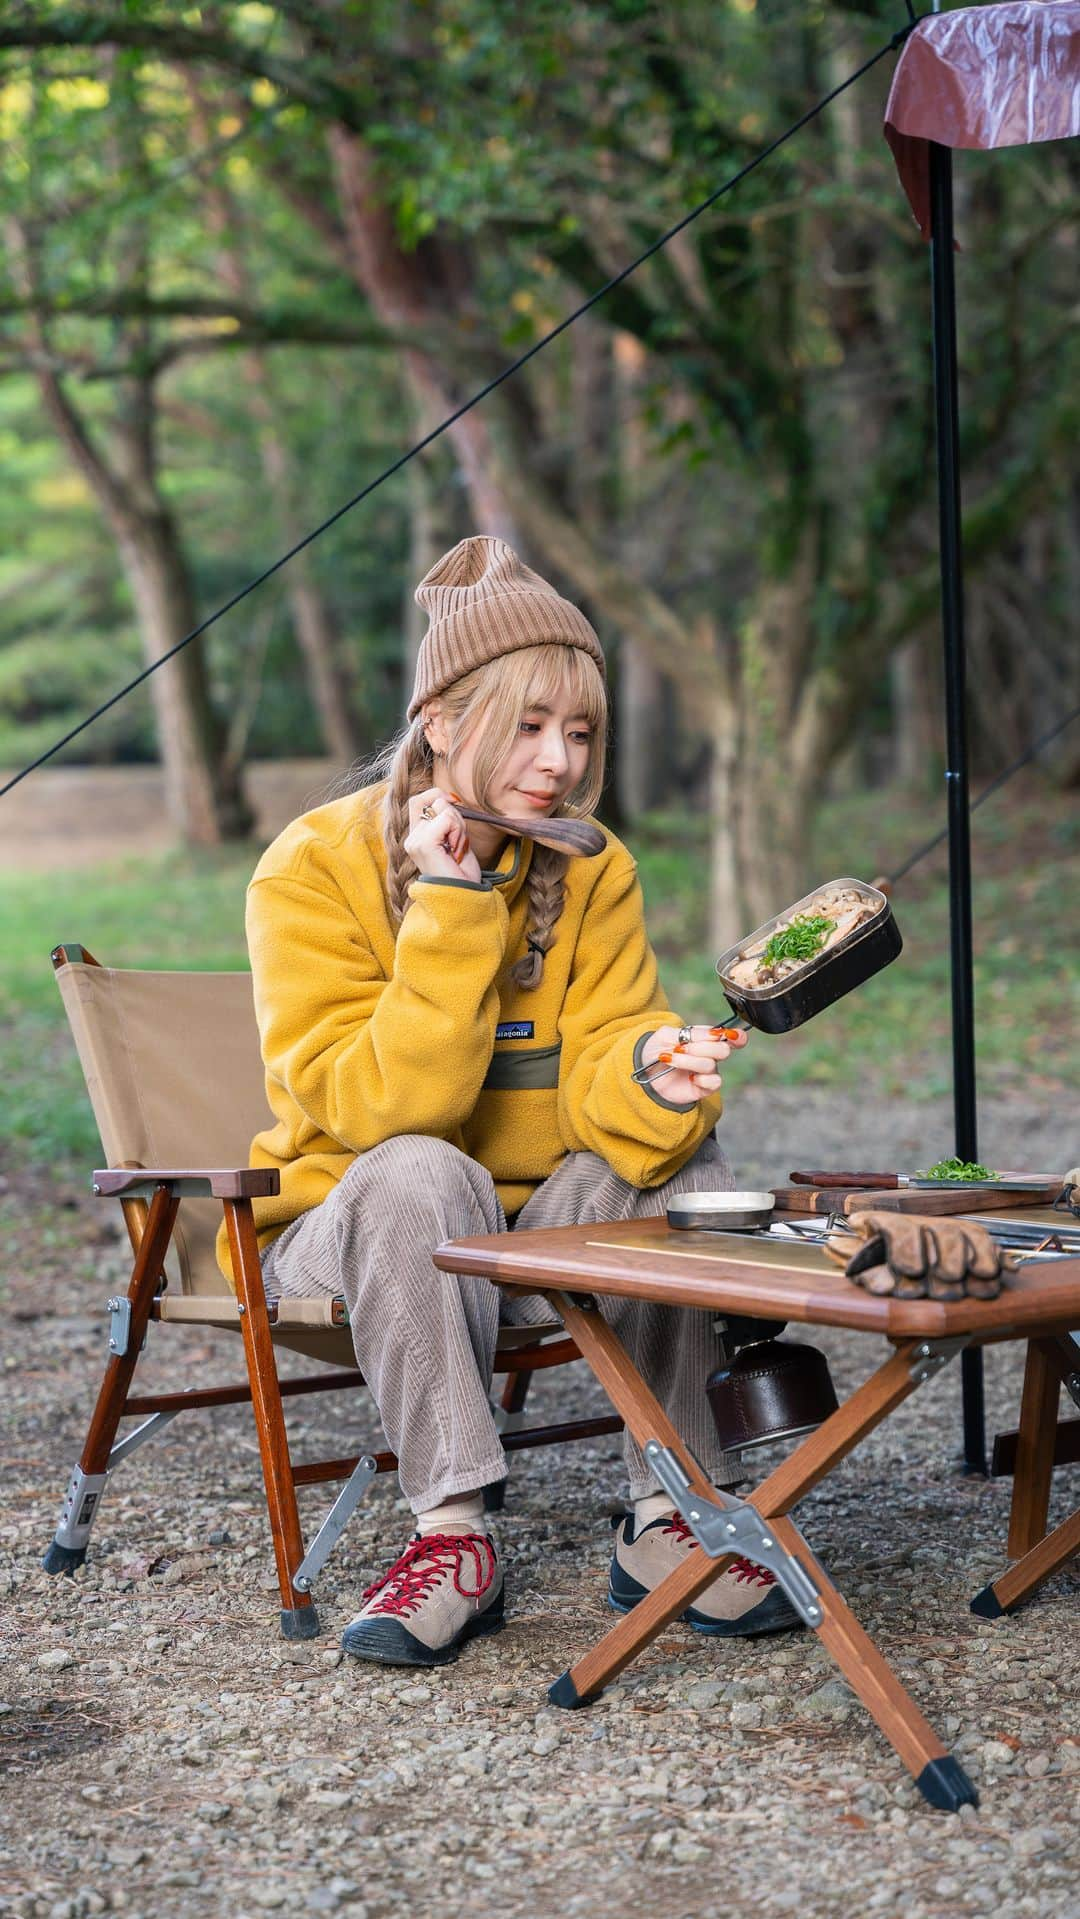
[0,628,154,764]
[0,0,1074,832]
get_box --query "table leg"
[546,1293,977,1810]
[1007,1338,1064,1558]
[767,1515,972,1810]
[973,1501,1080,1619]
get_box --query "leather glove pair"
[825,1210,1016,1302]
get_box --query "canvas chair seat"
[55,948,562,1361]
[57,953,317,1311]
[151,1292,559,1371]
[44,944,609,1639]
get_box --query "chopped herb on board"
[761,913,833,969]
[916,1157,998,1182]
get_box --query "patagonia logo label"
[496,1021,534,1041]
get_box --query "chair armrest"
[92,1168,280,1199]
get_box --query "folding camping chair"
[42,944,619,1638]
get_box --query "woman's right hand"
[405,788,484,885]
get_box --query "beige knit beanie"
[408,535,605,719]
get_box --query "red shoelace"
[361,1533,497,1618]
[663,1511,776,1588]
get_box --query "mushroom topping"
[723,886,880,992]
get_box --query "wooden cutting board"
[772,1178,1062,1217]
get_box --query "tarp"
[884,1,1080,237]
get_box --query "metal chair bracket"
[643,1441,823,1628]
[292,1454,378,1593]
[107,1296,133,1356]
[108,1410,180,1467]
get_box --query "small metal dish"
[666,1190,775,1233]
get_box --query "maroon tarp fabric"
[884,2,1080,237]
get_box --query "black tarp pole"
[928,136,986,1474]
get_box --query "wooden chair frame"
[42,945,620,1637]
[433,1214,1080,1812]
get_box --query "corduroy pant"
[261,1133,738,1512]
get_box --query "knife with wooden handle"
[790,1171,903,1188]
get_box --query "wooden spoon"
[456,803,605,858]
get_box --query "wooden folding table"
[434,1214,1080,1813]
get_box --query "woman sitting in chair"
[219,536,797,1667]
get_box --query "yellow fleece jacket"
[216,783,721,1283]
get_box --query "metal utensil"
[456,803,605,858]
[667,1191,776,1232]
[630,1025,748,1087]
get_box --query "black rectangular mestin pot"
[715,878,902,1035]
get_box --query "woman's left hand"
[637,1023,748,1106]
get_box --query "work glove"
[1055,1167,1080,1220]
[824,1211,1015,1303]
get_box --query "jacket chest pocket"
[483,1042,562,1091]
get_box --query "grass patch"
[1,782,1076,1177]
[0,847,254,1168]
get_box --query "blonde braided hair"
[513,844,569,990]
[351,645,607,986]
[382,719,433,922]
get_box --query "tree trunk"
[611,330,672,818]
[404,446,463,692]
[253,419,362,763]
[617,643,669,819]
[328,128,519,544]
[189,88,363,766]
[118,511,252,842]
[8,209,251,845]
[706,682,742,955]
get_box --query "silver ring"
[420,804,435,820]
[677,1026,693,1046]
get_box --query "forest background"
[0,0,1077,1171]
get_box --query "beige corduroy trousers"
[261,1133,738,1512]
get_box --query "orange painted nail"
[658,1051,673,1064]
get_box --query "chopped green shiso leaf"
[916,1157,998,1182]
[761,913,833,969]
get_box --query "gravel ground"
[2,1093,1078,1919]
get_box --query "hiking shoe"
[342,1532,504,1668]
[609,1511,801,1637]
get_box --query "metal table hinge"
[643,1441,823,1629]
[907,1336,970,1385]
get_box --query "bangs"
[444,640,609,818]
[519,645,607,729]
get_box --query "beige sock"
[632,1491,677,1532]
[414,1494,488,1538]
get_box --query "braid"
[511,845,568,990]
[383,721,432,921]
